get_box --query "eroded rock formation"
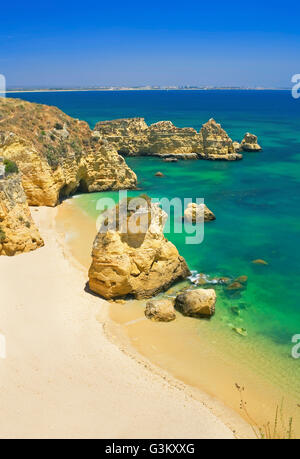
[0,98,137,206]
[88,196,190,299]
[94,117,244,160]
[240,133,262,152]
[199,119,242,160]
[0,174,44,255]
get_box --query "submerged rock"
[145,299,176,322]
[240,133,262,152]
[155,171,165,177]
[183,202,216,223]
[252,259,268,265]
[232,327,248,337]
[226,281,244,292]
[234,275,248,285]
[88,196,190,300]
[175,289,216,318]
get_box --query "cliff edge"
[0,98,137,207]
[0,173,44,255]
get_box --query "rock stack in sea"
[0,173,44,255]
[239,133,262,152]
[183,202,216,222]
[88,196,190,299]
[93,117,261,161]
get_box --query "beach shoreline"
[0,205,251,439]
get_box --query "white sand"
[0,207,238,439]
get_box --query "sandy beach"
[0,206,250,439]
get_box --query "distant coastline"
[6,87,290,94]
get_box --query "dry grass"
[235,383,294,439]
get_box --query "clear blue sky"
[1,0,299,88]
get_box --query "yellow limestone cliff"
[0,98,137,206]
[88,196,190,299]
[0,174,44,255]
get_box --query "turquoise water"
[12,90,300,414]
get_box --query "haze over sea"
[11,89,300,431]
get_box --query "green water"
[13,90,300,420]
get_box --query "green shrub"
[4,159,19,175]
[54,122,63,130]
[45,148,59,169]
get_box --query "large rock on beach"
[88,196,190,300]
[175,289,216,318]
[145,299,176,322]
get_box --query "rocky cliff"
[88,196,190,299]
[0,174,44,255]
[0,98,137,206]
[94,117,245,160]
[199,119,241,160]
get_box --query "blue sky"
[1,0,299,88]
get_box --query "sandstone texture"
[88,196,190,299]
[175,289,216,318]
[94,118,246,161]
[183,202,216,223]
[0,98,137,206]
[145,299,176,322]
[199,119,242,160]
[0,174,44,255]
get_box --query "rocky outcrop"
[199,119,242,160]
[175,289,216,318]
[183,202,216,223]
[239,133,262,152]
[94,117,243,160]
[0,98,137,207]
[145,299,176,322]
[0,174,44,255]
[88,196,190,299]
[94,118,202,158]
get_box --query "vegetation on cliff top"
[0,98,93,171]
